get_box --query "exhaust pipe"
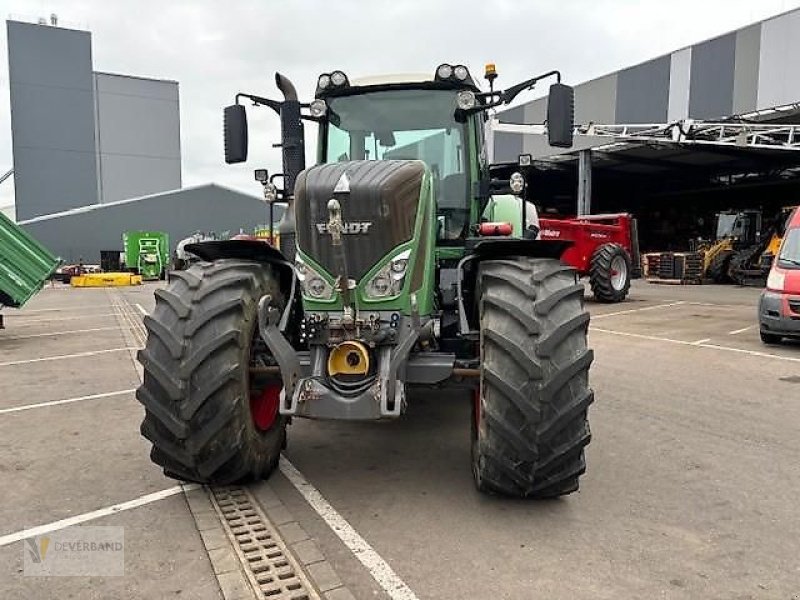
[274,72,305,262]
[275,72,298,101]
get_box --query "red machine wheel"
[589,243,632,303]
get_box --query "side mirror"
[224,104,248,164]
[546,83,574,148]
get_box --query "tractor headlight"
[453,65,469,81]
[330,70,348,87]
[295,255,334,300]
[509,172,525,194]
[436,63,453,80]
[456,90,476,110]
[364,249,411,300]
[318,74,331,89]
[309,99,327,117]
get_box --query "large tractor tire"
[589,243,632,303]
[137,259,288,485]
[707,250,733,283]
[472,258,594,498]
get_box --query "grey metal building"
[498,6,800,159]
[489,8,800,251]
[6,19,181,221]
[19,184,280,264]
[5,19,273,266]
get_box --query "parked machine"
[0,211,60,329]
[701,210,760,282]
[123,231,168,281]
[759,206,800,343]
[728,206,797,286]
[538,213,639,302]
[701,208,796,286]
[137,64,595,498]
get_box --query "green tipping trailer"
[123,231,169,281]
[0,211,60,325]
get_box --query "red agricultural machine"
[538,213,640,302]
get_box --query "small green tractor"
[137,64,594,498]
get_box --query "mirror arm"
[501,70,562,105]
[235,92,282,115]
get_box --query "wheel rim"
[250,384,281,431]
[610,255,628,291]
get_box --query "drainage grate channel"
[209,486,319,600]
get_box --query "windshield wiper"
[779,257,800,266]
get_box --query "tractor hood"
[294,160,425,281]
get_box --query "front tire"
[760,330,782,345]
[707,250,733,283]
[472,258,594,498]
[137,259,288,485]
[589,243,632,303]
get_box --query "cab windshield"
[778,229,800,268]
[324,89,470,239]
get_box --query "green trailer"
[123,231,169,281]
[0,211,60,327]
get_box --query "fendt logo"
[316,222,374,235]
[539,229,562,238]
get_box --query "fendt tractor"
[137,64,594,498]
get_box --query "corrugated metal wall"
[94,73,182,204]
[7,21,100,221]
[19,185,281,264]
[495,7,800,160]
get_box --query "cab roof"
[789,206,800,228]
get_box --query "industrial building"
[493,7,800,251]
[5,18,268,263]
[20,184,280,267]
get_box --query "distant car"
[759,207,800,344]
[54,264,101,283]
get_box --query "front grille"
[789,298,800,315]
[295,160,424,280]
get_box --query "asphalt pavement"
[1,280,798,599]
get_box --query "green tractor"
[137,64,594,498]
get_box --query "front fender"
[186,239,287,264]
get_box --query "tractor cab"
[714,209,762,245]
[317,79,474,240]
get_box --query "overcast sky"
[2,0,800,215]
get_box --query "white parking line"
[684,301,748,309]
[691,338,711,345]
[591,301,685,320]
[5,306,110,315]
[0,326,118,341]
[135,303,148,316]
[0,389,136,415]
[0,484,199,547]
[729,325,754,335]
[0,347,137,368]
[591,327,800,363]
[9,313,118,325]
[280,457,419,600]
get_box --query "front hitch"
[257,295,301,414]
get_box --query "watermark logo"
[23,526,124,576]
[25,537,50,563]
